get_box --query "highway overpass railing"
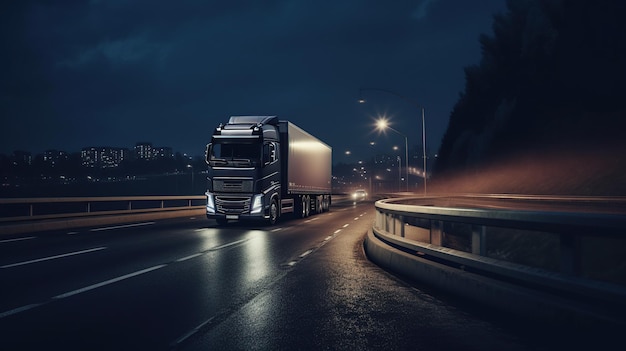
[0,196,207,235]
[367,194,626,325]
[0,194,353,236]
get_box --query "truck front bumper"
[205,192,268,222]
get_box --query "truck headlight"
[250,194,263,214]
[206,192,216,214]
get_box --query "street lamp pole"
[397,156,401,192]
[421,106,427,193]
[376,120,409,192]
[401,135,408,192]
[359,87,427,194]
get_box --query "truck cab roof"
[228,116,278,125]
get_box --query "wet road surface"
[0,199,605,350]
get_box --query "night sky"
[2,1,506,162]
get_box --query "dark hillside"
[434,0,626,195]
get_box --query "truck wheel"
[322,195,329,212]
[305,196,310,217]
[299,196,307,218]
[300,196,311,218]
[268,200,278,225]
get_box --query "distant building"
[135,142,153,160]
[134,142,173,160]
[81,147,128,168]
[12,150,32,166]
[43,149,68,167]
[153,146,174,159]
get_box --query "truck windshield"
[209,142,261,167]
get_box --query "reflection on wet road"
[0,200,570,350]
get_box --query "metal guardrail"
[0,196,207,224]
[372,195,626,317]
[0,194,361,227]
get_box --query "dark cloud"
[1,0,506,160]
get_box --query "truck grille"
[213,179,254,193]
[215,196,251,214]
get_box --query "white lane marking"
[299,249,313,258]
[89,222,155,232]
[271,228,283,232]
[0,303,43,319]
[174,239,248,263]
[0,237,248,318]
[0,236,36,244]
[286,223,352,267]
[354,217,359,220]
[342,223,350,228]
[1,247,107,269]
[211,239,247,251]
[54,264,166,299]
[175,253,203,262]
[1,264,164,319]
[67,232,79,235]
[173,316,216,346]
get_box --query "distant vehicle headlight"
[353,190,367,199]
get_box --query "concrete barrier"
[363,227,623,327]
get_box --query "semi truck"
[205,116,332,225]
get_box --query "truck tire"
[268,200,278,225]
[301,195,310,218]
[316,196,322,214]
[305,195,310,217]
[322,195,330,212]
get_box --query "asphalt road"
[0,199,605,350]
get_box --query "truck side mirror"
[263,143,278,166]
[263,143,270,166]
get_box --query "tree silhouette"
[436,0,626,178]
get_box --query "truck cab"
[205,116,282,225]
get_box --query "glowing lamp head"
[376,118,389,131]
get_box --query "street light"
[359,87,427,194]
[375,117,409,192]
